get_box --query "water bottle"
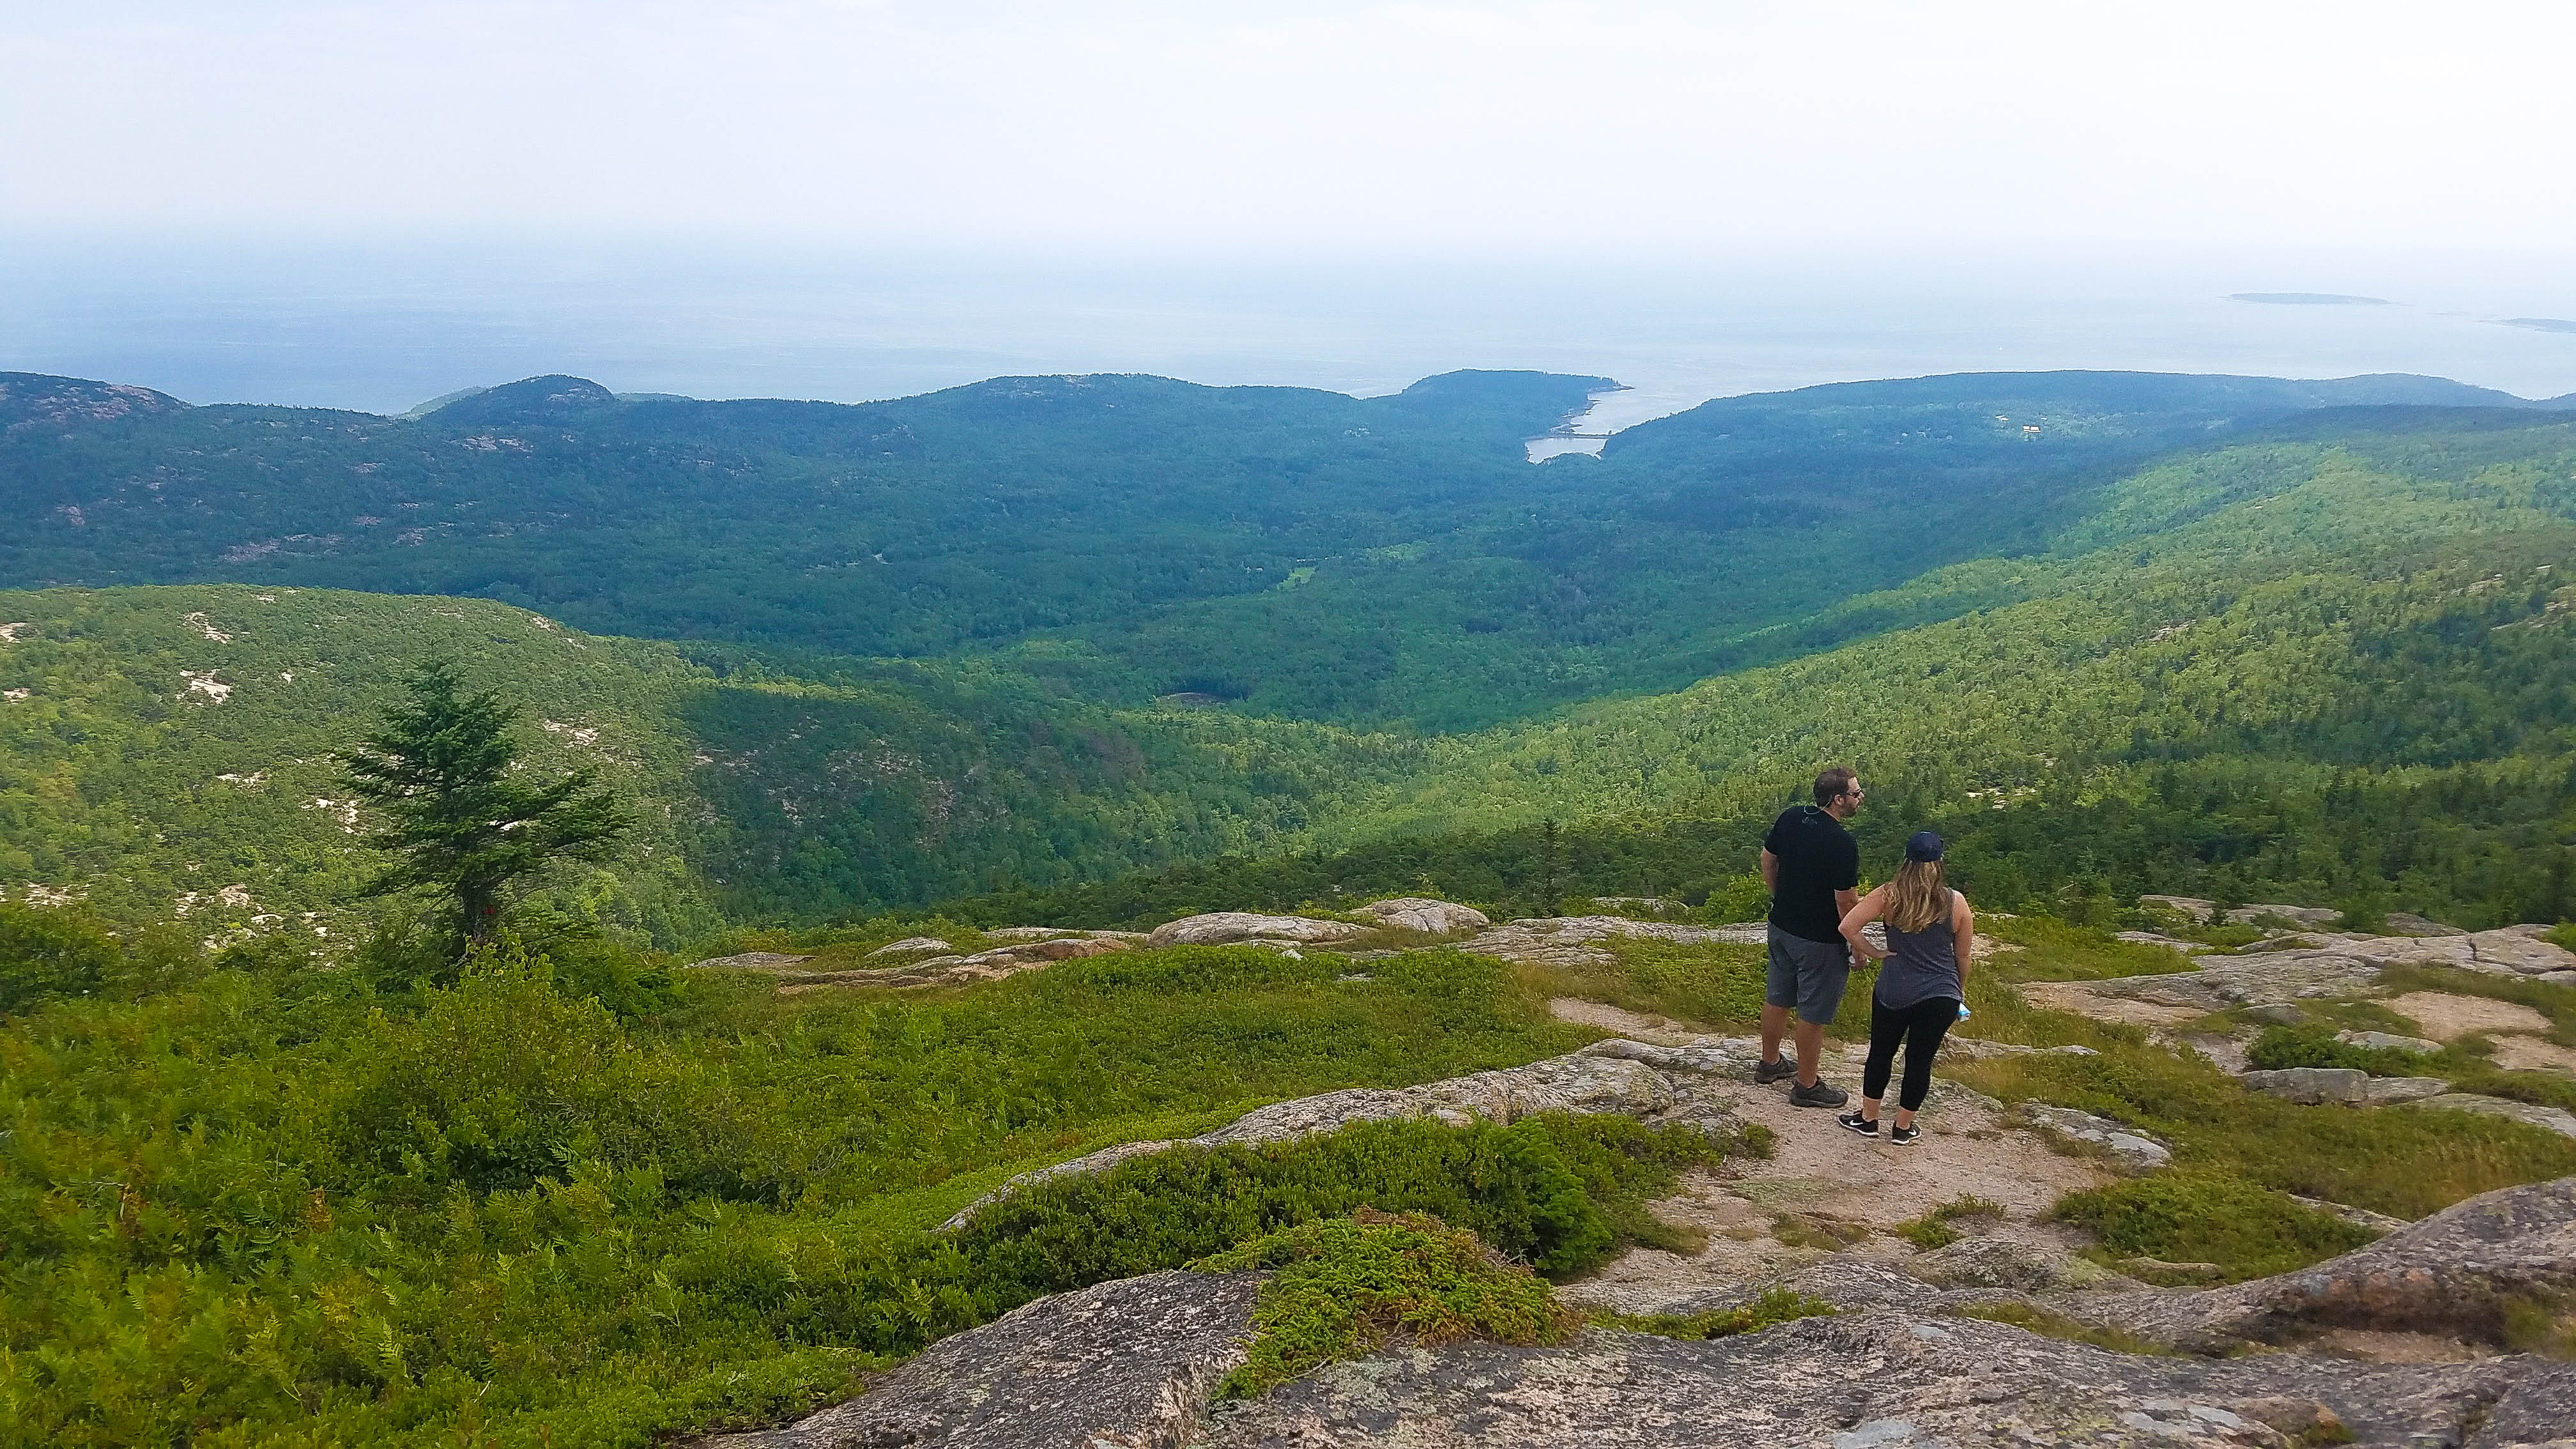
[1957,1004,1972,1021]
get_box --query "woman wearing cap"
[1834,831,1973,1146]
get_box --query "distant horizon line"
[19,361,2575,423]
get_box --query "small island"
[2500,318,2576,334]
[2228,292,2391,305]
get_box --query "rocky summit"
[715,1174,2576,1448]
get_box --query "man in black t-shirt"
[1756,767,1864,1107]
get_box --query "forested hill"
[9,404,2576,937]
[1,367,1609,671]
[10,365,2572,732]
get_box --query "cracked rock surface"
[1199,1312,2574,1448]
[700,1270,1260,1449]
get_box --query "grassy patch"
[1946,1035,2576,1222]
[2048,1172,2377,1282]
[1770,1212,1874,1250]
[1948,1300,2174,1355]
[2501,1293,2576,1360]
[1979,915,2200,981]
[1513,937,1774,1031]
[1195,1211,1575,1398]
[1893,1194,2007,1250]
[1589,1287,1837,1340]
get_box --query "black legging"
[1863,995,1960,1113]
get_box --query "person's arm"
[1952,893,1976,994]
[1841,885,1889,962]
[1759,848,1779,893]
[1834,886,1859,920]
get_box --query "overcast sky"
[6,0,2572,252]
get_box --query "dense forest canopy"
[10,366,2568,732]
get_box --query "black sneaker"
[1754,1055,1800,1085]
[1789,1079,1850,1108]
[1836,1109,1879,1138]
[1889,1123,1920,1146]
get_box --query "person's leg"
[1859,995,1905,1122]
[1793,939,1852,1088]
[1890,998,1958,1129]
[1759,930,1799,1078]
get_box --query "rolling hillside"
[0,587,1414,937]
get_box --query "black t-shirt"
[1765,805,1860,944]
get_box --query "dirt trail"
[1545,999,2115,1317]
[2386,990,2553,1040]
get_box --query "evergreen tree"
[343,661,631,943]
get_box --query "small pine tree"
[343,661,631,944]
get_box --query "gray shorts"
[1767,925,1852,1025]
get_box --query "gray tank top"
[1876,890,1963,1009]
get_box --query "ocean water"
[4,239,2571,443]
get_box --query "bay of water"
[4,239,2571,450]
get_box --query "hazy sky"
[8,0,2572,250]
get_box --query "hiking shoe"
[1889,1123,1920,1146]
[1788,1079,1850,1108]
[1754,1055,1800,1085]
[1836,1109,1879,1138]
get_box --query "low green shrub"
[1591,1287,1836,1341]
[1700,873,1771,926]
[1893,1194,2006,1250]
[2049,1172,2376,1281]
[1977,914,2200,982]
[2246,1024,2434,1077]
[0,903,120,1014]
[955,1114,1734,1303]
[1197,1211,1574,1397]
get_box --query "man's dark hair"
[1813,767,1857,808]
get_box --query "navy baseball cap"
[1905,831,1945,862]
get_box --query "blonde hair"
[1886,859,1951,934]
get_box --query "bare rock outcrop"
[1462,916,1769,970]
[1903,1234,2131,1292]
[2021,1104,2173,1173]
[2072,949,2385,1012]
[2338,1028,2443,1052]
[777,937,1131,993]
[1146,912,1367,947]
[2060,1174,2576,1353]
[2336,924,2576,977]
[2235,1066,2452,1105]
[1204,1310,2575,1448]
[682,950,815,974]
[863,935,952,957]
[698,1269,1260,1449]
[1352,897,1491,933]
